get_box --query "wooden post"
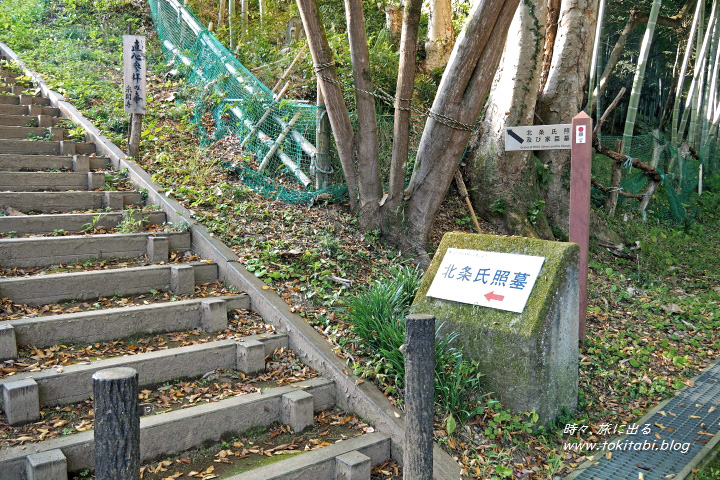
[570,112,592,341]
[404,314,434,480]
[315,82,331,189]
[93,367,140,480]
[124,25,146,159]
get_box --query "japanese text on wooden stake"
[426,248,545,313]
[123,35,146,114]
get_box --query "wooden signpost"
[123,33,146,158]
[505,111,592,340]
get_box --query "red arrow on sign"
[484,291,505,302]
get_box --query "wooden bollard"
[404,314,435,480]
[92,367,140,480]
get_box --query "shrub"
[348,265,494,428]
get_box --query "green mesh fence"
[597,133,718,222]
[148,0,347,204]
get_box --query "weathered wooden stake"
[315,82,331,189]
[93,367,140,480]
[570,112,592,341]
[128,113,142,158]
[404,314,434,480]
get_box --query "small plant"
[65,125,86,142]
[527,199,545,225]
[82,213,105,232]
[25,130,53,141]
[115,210,146,233]
[491,198,506,214]
[51,228,66,236]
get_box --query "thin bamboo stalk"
[623,0,663,153]
[672,0,703,145]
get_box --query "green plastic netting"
[149,0,350,204]
[596,133,719,222]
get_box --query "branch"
[592,136,663,182]
[594,86,626,135]
[591,178,645,199]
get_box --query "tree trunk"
[425,0,454,71]
[344,0,383,228]
[229,0,236,50]
[218,0,226,28]
[384,5,403,48]
[296,0,359,211]
[466,0,553,238]
[538,0,561,96]
[387,0,423,210]
[535,0,597,234]
[400,0,522,255]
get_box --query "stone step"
[0,190,144,214]
[0,231,191,268]
[0,171,104,192]
[0,94,50,106]
[0,261,218,305]
[4,294,249,348]
[228,433,391,480]
[0,94,19,105]
[0,104,59,116]
[0,153,110,172]
[0,139,93,155]
[0,333,287,411]
[0,377,336,478]
[0,210,166,236]
[0,113,41,126]
[0,86,25,95]
[0,113,61,127]
[0,125,62,140]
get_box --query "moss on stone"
[412,232,580,423]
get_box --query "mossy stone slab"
[412,232,579,424]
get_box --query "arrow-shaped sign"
[507,129,524,144]
[484,291,505,302]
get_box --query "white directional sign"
[505,124,572,151]
[426,248,545,313]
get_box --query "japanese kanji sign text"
[123,35,146,114]
[426,248,545,313]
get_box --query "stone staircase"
[0,57,396,479]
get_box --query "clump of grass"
[348,265,494,431]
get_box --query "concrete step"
[0,377,336,478]
[0,190,144,214]
[0,139,93,155]
[228,433,391,480]
[0,113,61,127]
[0,210,166,236]
[0,113,41,127]
[0,125,62,140]
[5,294,249,347]
[0,333,288,409]
[0,104,59,116]
[0,231,191,268]
[0,86,25,95]
[0,261,218,305]
[0,153,111,172]
[0,94,19,105]
[0,171,104,191]
[0,94,47,106]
